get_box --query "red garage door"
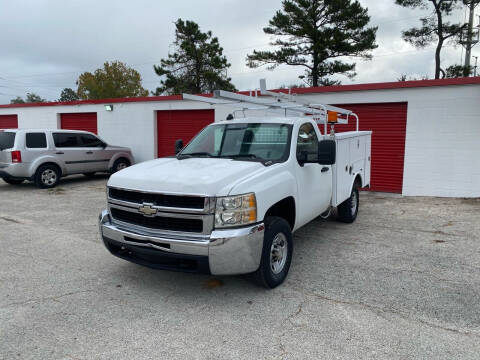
[321,102,407,193]
[0,115,18,129]
[60,113,97,134]
[157,109,214,157]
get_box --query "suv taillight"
[11,150,22,163]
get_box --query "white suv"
[0,129,134,188]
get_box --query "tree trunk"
[434,1,443,79]
[312,56,319,87]
[434,38,443,79]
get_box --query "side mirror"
[101,141,107,148]
[318,139,336,165]
[175,139,184,154]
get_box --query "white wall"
[1,83,479,197]
[290,85,480,197]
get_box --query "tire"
[34,164,60,189]
[83,172,96,177]
[254,216,293,289]
[111,158,130,174]
[337,185,359,223]
[2,178,24,185]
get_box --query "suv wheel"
[254,216,293,289]
[3,178,24,185]
[111,158,130,174]
[35,164,60,189]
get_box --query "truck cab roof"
[215,116,305,126]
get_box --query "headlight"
[215,193,257,228]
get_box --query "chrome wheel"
[41,169,57,186]
[270,232,288,274]
[351,189,357,215]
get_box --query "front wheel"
[2,178,24,185]
[337,185,359,223]
[111,158,130,174]
[254,217,293,289]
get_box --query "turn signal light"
[11,150,22,163]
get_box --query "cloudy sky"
[0,0,477,104]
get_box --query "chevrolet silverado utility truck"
[99,84,371,288]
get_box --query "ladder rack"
[182,79,360,133]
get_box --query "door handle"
[55,151,64,155]
[86,151,93,154]
[321,167,329,173]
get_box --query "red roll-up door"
[157,109,214,158]
[320,102,408,193]
[60,112,97,134]
[0,115,18,129]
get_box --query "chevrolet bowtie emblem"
[138,203,157,216]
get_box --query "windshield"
[0,132,16,150]
[179,123,292,163]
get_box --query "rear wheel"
[337,185,359,223]
[34,164,60,189]
[254,217,293,289]
[2,178,24,185]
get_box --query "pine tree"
[246,0,377,86]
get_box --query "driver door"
[294,122,332,227]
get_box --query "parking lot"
[1,176,479,359]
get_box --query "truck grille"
[110,208,203,233]
[109,188,205,209]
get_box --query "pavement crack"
[2,289,97,308]
[297,289,479,338]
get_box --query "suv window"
[26,132,47,148]
[53,133,81,148]
[296,123,319,162]
[80,134,103,147]
[0,132,16,150]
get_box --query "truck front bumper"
[99,209,264,276]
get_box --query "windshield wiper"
[229,154,258,159]
[177,152,215,159]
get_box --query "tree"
[76,61,149,100]
[153,19,236,95]
[10,92,46,104]
[246,0,377,87]
[59,88,79,102]
[445,64,472,77]
[395,0,467,79]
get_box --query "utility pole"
[463,1,480,76]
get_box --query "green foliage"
[10,97,25,104]
[76,61,149,100]
[246,0,377,87]
[397,73,429,81]
[395,0,467,79]
[153,19,236,95]
[59,88,79,102]
[10,93,46,104]
[445,64,472,77]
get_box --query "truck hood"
[108,157,266,196]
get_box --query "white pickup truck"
[99,112,371,288]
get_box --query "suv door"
[78,133,110,172]
[294,122,332,225]
[52,132,90,175]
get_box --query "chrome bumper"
[99,209,264,275]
